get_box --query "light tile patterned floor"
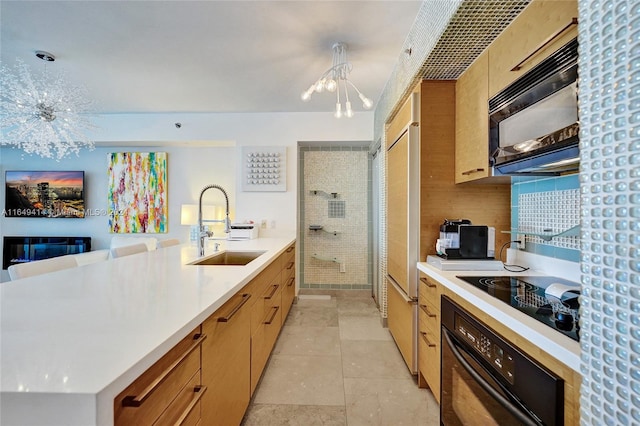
[242,291,439,425]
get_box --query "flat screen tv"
[4,171,85,218]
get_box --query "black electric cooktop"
[456,275,581,342]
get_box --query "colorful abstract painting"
[107,152,167,233]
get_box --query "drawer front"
[281,243,295,273]
[419,301,440,337]
[282,258,295,282]
[152,372,204,426]
[418,329,440,403]
[250,283,272,334]
[263,281,282,344]
[250,281,282,395]
[281,273,295,319]
[201,290,251,425]
[418,276,441,402]
[419,274,440,310]
[251,320,268,395]
[204,292,252,342]
[114,328,203,425]
[387,278,417,374]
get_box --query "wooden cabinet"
[280,243,296,319]
[455,50,491,183]
[114,327,205,426]
[454,0,577,183]
[417,273,441,402]
[487,0,578,98]
[114,241,295,426]
[386,80,511,397]
[250,269,283,394]
[201,291,252,426]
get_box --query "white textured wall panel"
[578,0,640,424]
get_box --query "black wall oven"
[440,296,564,425]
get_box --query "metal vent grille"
[373,0,531,143]
[328,200,346,219]
[488,38,578,113]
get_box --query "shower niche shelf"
[308,225,339,236]
[309,190,338,199]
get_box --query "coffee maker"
[436,219,495,259]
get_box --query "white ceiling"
[0,1,423,115]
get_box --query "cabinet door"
[281,243,296,319]
[201,292,252,426]
[251,275,283,394]
[488,0,578,98]
[387,277,418,374]
[387,131,409,290]
[417,273,441,402]
[455,50,490,183]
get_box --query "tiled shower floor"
[242,291,439,425]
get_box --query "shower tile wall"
[511,174,580,262]
[299,146,370,290]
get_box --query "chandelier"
[301,42,373,118]
[0,51,96,160]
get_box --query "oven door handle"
[442,329,540,426]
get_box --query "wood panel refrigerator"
[386,92,420,374]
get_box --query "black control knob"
[555,311,574,331]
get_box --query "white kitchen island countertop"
[1,236,295,426]
[417,262,581,373]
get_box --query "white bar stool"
[8,255,78,281]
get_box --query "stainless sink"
[189,250,267,266]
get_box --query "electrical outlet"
[270,220,276,229]
[339,262,346,273]
[516,234,526,251]
[261,219,267,229]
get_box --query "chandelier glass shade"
[0,52,96,160]
[301,42,373,118]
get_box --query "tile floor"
[242,291,440,425]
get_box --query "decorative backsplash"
[511,174,580,262]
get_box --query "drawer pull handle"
[174,385,207,426]
[420,304,437,318]
[421,331,436,348]
[420,277,437,288]
[217,293,251,323]
[286,276,295,287]
[264,306,280,325]
[122,333,207,407]
[264,284,279,300]
[511,17,578,71]
[286,246,295,253]
[286,261,294,270]
[461,168,485,176]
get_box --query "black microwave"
[489,38,579,176]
